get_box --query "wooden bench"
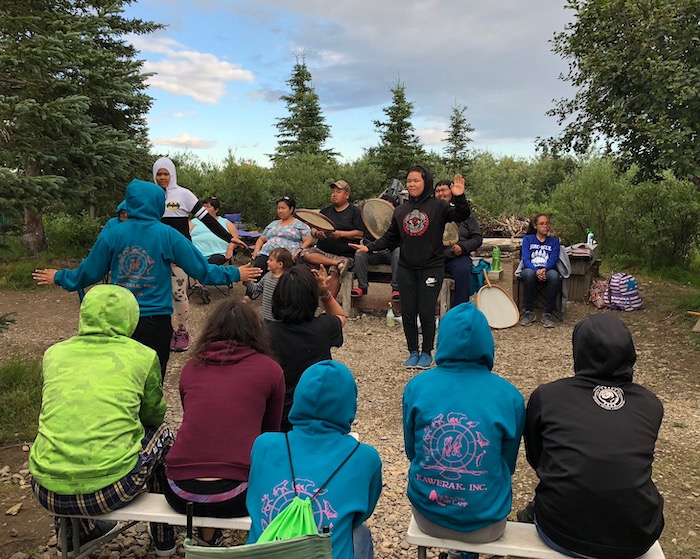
[406,515,666,559]
[340,264,454,319]
[55,492,251,559]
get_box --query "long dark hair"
[272,266,319,323]
[527,213,550,235]
[193,299,275,359]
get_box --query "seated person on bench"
[519,213,561,329]
[29,285,176,557]
[164,299,285,546]
[403,303,525,559]
[300,180,363,297]
[246,360,382,559]
[189,196,243,303]
[434,179,483,305]
[520,313,664,559]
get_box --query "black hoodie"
[525,314,664,559]
[366,166,470,269]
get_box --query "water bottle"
[491,246,501,272]
[586,228,595,246]
[386,302,395,327]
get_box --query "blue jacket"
[246,361,382,559]
[403,303,525,532]
[54,180,241,316]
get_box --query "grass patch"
[0,354,42,444]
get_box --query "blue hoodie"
[54,180,242,316]
[102,200,127,233]
[246,361,382,559]
[402,303,525,532]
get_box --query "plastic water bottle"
[386,302,395,327]
[491,246,501,272]
[586,228,595,246]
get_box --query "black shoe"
[516,500,535,523]
[58,520,120,558]
[195,528,224,547]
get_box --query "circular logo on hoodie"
[403,209,429,237]
[592,385,625,410]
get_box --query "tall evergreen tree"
[444,104,474,173]
[273,54,335,161]
[373,80,424,180]
[0,0,159,254]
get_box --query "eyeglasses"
[537,222,551,226]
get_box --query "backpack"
[606,272,643,311]
[585,280,609,309]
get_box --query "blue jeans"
[521,268,561,314]
[353,523,374,559]
[444,255,473,306]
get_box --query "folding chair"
[183,503,332,559]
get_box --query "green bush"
[0,354,42,443]
[43,212,102,258]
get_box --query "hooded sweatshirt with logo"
[403,302,525,532]
[29,285,166,494]
[366,167,471,270]
[153,156,232,243]
[54,180,242,316]
[525,313,664,559]
[246,361,382,559]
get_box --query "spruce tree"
[273,54,336,161]
[444,104,474,173]
[373,80,424,180]
[0,0,159,254]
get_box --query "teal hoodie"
[403,303,525,532]
[54,179,241,316]
[246,361,382,559]
[29,285,166,494]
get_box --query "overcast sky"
[124,0,576,167]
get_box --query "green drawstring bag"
[256,496,317,543]
[255,432,359,545]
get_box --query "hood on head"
[116,200,126,215]
[78,284,140,337]
[572,314,635,382]
[152,157,177,187]
[288,360,357,433]
[435,303,494,369]
[408,165,434,202]
[125,179,166,221]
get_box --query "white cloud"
[132,36,254,103]
[152,133,216,149]
[417,124,448,148]
[171,111,197,119]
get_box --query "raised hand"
[32,269,57,286]
[238,263,263,282]
[451,174,466,197]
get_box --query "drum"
[443,222,460,246]
[294,209,336,232]
[361,198,394,239]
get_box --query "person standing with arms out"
[352,166,470,370]
[153,157,247,352]
[33,180,261,378]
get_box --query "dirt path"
[1,274,698,558]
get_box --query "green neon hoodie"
[29,284,166,494]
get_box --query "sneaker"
[194,528,224,547]
[58,520,120,558]
[169,329,177,352]
[404,351,420,368]
[391,290,400,302]
[147,524,176,557]
[172,326,189,352]
[519,310,535,327]
[447,551,479,559]
[416,352,434,369]
[516,500,535,523]
[541,313,555,328]
[351,287,366,299]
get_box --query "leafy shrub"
[43,212,102,258]
[0,354,42,443]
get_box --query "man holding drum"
[299,180,364,297]
[435,179,483,305]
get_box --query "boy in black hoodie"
[522,313,664,559]
[351,166,470,369]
